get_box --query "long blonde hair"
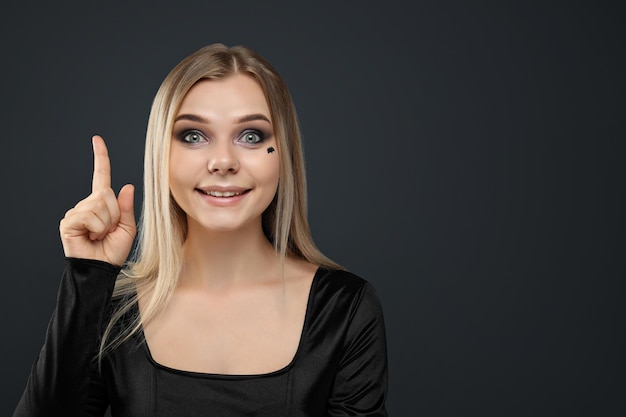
[99,43,342,357]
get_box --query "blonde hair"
[99,43,342,357]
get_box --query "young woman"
[14,43,388,417]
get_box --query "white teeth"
[206,190,243,197]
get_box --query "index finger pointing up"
[92,135,112,192]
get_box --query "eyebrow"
[174,113,272,125]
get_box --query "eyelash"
[178,130,206,144]
[239,129,266,145]
[176,129,267,146]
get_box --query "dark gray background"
[2,1,624,416]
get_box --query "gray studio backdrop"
[2,2,624,416]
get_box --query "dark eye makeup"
[173,126,271,147]
[177,129,207,144]
[238,129,266,145]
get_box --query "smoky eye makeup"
[238,128,268,145]
[174,128,208,144]
[172,121,273,147]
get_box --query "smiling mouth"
[196,189,250,197]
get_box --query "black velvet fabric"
[14,258,388,417]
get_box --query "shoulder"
[315,267,367,289]
[306,268,387,366]
[315,267,377,294]
[312,268,385,318]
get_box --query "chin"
[190,215,261,235]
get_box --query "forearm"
[13,258,120,417]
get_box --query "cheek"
[267,156,280,187]
[168,153,185,194]
[169,146,205,178]
[243,152,280,187]
[168,147,203,201]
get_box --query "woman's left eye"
[238,130,264,144]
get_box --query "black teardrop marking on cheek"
[267,147,275,153]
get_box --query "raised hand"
[59,135,136,266]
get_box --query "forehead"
[177,74,270,119]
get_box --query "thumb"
[117,184,136,232]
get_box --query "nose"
[207,142,239,175]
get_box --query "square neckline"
[137,266,324,379]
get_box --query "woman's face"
[169,74,279,234]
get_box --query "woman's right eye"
[180,130,206,144]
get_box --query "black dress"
[14,258,388,417]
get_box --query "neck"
[179,221,280,289]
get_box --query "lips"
[199,190,244,197]
[195,186,251,198]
